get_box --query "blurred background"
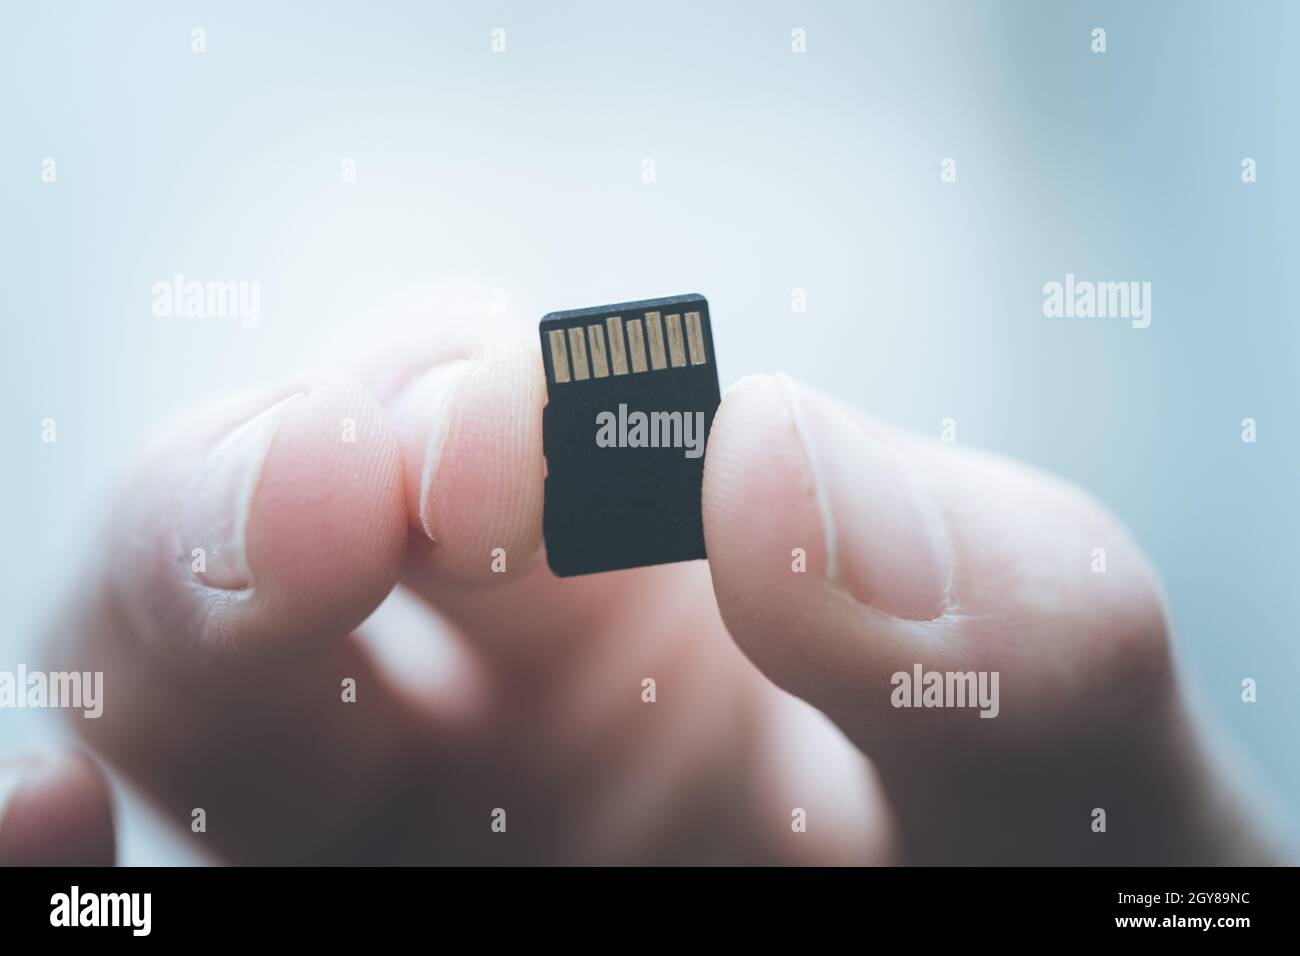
[2,0,1296,862]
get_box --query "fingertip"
[393,332,546,585]
[705,372,831,575]
[703,373,955,704]
[703,374,830,669]
[99,370,408,664]
[0,752,115,867]
[239,369,408,646]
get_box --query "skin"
[7,290,1292,866]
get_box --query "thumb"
[702,374,1208,862]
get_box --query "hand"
[35,293,1289,865]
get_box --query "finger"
[49,370,420,861]
[345,289,644,658]
[384,329,546,586]
[97,368,408,665]
[0,752,115,866]
[339,282,545,588]
[702,373,1193,862]
[704,373,1172,751]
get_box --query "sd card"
[539,294,722,577]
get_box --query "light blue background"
[2,1,1297,860]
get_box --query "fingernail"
[182,391,306,589]
[386,359,476,542]
[777,374,951,620]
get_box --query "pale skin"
[3,291,1292,866]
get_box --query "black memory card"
[539,294,722,577]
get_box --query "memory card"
[539,294,722,577]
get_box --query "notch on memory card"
[539,294,722,577]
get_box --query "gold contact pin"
[684,311,707,365]
[567,326,590,380]
[665,313,687,367]
[548,329,571,383]
[644,311,667,370]
[626,318,648,373]
[606,316,629,375]
[587,324,610,377]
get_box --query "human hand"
[35,294,1288,865]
